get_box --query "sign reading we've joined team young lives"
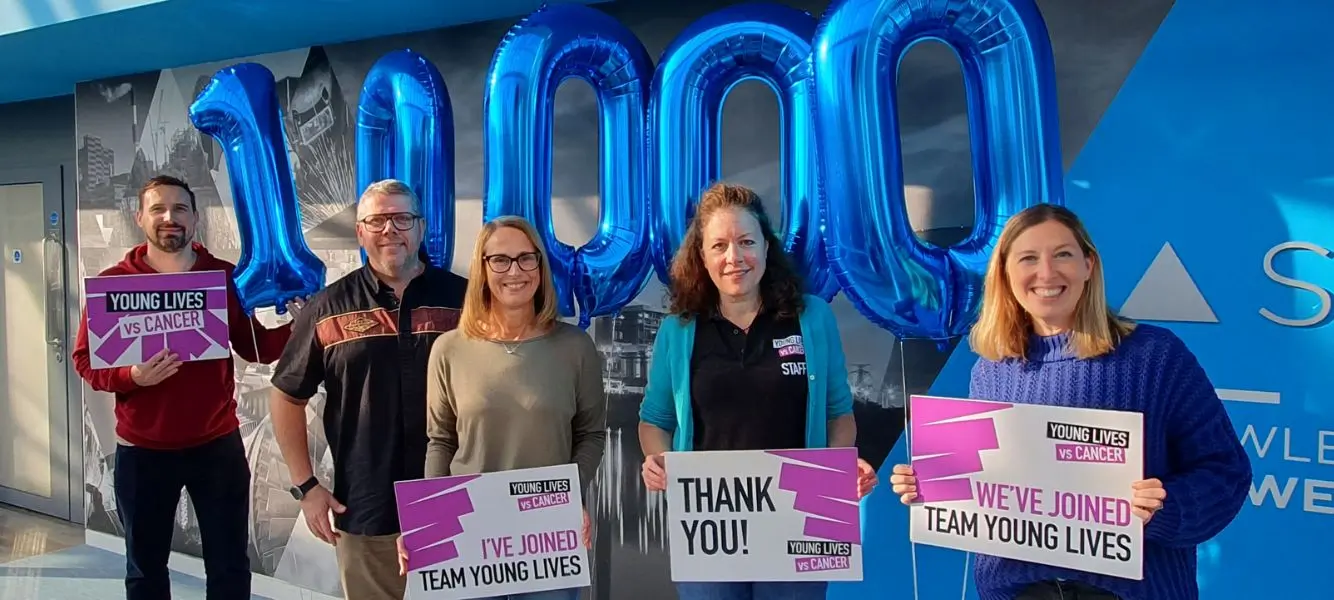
[908,395,1145,580]
[84,271,232,369]
[394,463,589,600]
[666,448,863,582]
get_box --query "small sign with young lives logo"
[83,270,232,369]
[665,448,863,582]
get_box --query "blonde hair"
[969,204,1135,361]
[458,216,560,339]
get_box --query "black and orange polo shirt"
[271,263,467,536]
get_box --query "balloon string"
[960,551,971,600]
[248,316,260,371]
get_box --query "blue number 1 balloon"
[484,3,654,326]
[356,49,456,270]
[190,63,325,315]
[649,3,837,300]
[813,0,1064,339]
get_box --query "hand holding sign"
[129,348,181,386]
[582,507,591,549]
[642,452,667,491]
[856,459,878,499]
[1130,478,1167,524]
[398,535,410,576]
[888,464,918,504]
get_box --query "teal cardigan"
[638,294,855,452]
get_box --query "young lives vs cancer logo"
[773,335,805,357]
[774,335,808,377]
[1047,422,1132,465]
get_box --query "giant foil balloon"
[813,0,1063,338]
[649,3,836,300]
[190,63,326,315]
[484,3,654,326]
[356,49,456,270]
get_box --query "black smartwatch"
[289,476,319,500]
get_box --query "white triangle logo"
[1119,242,1218,323]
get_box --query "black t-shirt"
[689,310,809,452]
[271,264,467,536]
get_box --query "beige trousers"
[335,530,407,600]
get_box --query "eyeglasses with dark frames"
[484,251,542,273]
[359,212,420,233]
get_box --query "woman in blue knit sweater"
[889,204,1251,600]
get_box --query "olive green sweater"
[424,322,607,492]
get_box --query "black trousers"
[114,429,252,600]
[1016,581,1121,600]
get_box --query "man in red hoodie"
[72,175,298,600]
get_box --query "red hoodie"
[72,243,293,450]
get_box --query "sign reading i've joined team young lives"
[83,271,232,369]
[394,463,589,600]
[665,448,863,582]
[908,395,1145,580]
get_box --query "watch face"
[289,486,303,501]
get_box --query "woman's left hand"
[582,507,592,549]
[856,458,878,499]
[1130,478,1167,523]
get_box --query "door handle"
[48,337,63,363]
[43,231,66,365]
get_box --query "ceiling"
[0,0,603,104]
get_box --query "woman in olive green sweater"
[401,216,606,600]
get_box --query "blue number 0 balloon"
[484,3,654,326]
[649,3,836,300]
[813,0,1063,339]
[356,49,456,270]
[190,63,326,315]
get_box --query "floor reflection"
[0,506,80,565]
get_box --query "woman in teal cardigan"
[637,183,878,600]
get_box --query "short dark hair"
[138,175,197,212]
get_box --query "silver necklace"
[496,323,530,355]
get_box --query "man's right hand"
[130,349,181,386]
[300,485,347,545]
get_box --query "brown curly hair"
[668,183,805,320]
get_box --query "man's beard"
[149,227,190,253]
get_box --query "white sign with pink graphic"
[907,395,1145,580]
[665,448,864,582]
[394,463,589,600]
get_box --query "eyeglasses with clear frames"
[359,212,420,233]
[484,252,542,273]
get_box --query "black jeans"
[1016,581,1121,600]
[114,429,252,600]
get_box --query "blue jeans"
[675,582,828,600]
[477,589,582,600]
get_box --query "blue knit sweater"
[967,324,1251,600]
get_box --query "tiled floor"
[0,504,248,599]
[0,505,82,566]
